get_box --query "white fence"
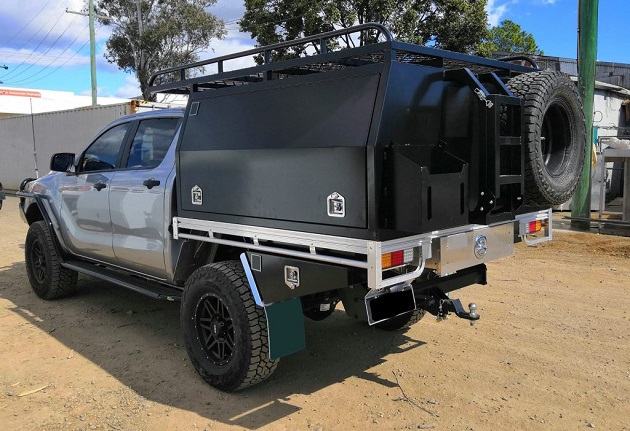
[0,103,133,190]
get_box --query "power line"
[2,24,98,87]
[4,15,81,81]
[0,49,86,62]
[9,38,92,87]
[1,0,56,46]
[2,8,67,79]
[1,2,66,60]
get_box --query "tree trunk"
[138,69,156,102]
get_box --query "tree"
[96,0,225,101]
[240,0,489,63]
[479,20,542,57]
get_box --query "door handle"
[94,182,107,191]
[143,178,161,189]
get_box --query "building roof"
[0,86,131,118]
[534,55,630,91]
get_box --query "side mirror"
[50,153,75,172]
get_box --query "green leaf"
[96,0,226,100]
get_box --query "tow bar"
[412,264,485,326]
[435,299,479,325]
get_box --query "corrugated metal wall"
[492,52,630,91]
[535,56,630,90]
[0,103,132,190]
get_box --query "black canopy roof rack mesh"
[149,23,536,95]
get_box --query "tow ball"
[437,299,480,326]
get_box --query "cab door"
[109,117,180,279]
[59,122,132,262]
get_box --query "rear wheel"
[506,71,586,205]
[181,261,278,391]
[374,309,426,331]
[25,221,77,299]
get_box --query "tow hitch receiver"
[412,265,484,325]
[434,299,479,325]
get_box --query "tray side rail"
[172,217,431,291]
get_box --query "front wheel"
[25,221,77,299]
[180,261,278,391]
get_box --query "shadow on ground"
[1,260,426,429]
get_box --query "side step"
[62,260,182,301]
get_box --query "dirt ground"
[1,194,629,431]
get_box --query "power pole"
[89,0,97,106]
[66,1,110,106]
[571,0,599,229]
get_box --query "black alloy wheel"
[196,293,235,366]
[181,261,278,391]
[25,221,77,299]
[29,237,48,284]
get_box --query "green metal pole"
[571,0,598,229]
[89,0,97,106]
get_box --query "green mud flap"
[264,299,306,360]
[240,253,305,361]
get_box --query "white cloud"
[0,0,108,50]
[113,76,141,99]
[486,0,511,27]
[0,0,113,85]
[203,0,258,70]
[0,47,90,68]
[196,29,257,72]
[0,0,255,92]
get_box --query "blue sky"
[0,0,626,99]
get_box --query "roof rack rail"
[148,23,392,95]
[148,22,537,96]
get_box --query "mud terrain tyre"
[374,309,426,331]
[506,71,586,205]
[25,221,78,299]
[181,261,278,391]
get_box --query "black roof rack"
[148,23,536,95]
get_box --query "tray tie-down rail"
[172,217,431,292]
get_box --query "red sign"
[0,89,42,98]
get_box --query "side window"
[81,123,130,172]
[126,118,179,169]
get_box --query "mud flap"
[264,299,306,360]
[240,253,305,360]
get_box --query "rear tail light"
[382,248,414,270]
[526,219,545,234]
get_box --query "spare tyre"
[506,71,586,205]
